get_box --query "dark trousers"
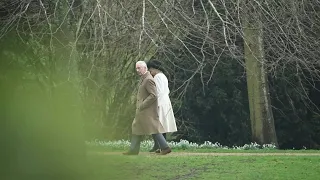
[130,133,168,153]
[152,133,166,150]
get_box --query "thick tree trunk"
[243,3,278,146]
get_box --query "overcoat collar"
[141,71,150,80]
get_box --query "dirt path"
[91,152,320,156]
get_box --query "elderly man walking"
[123,61,171,155]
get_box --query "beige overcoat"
[132,71,165,135]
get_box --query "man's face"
[135,64,147,76]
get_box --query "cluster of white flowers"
[233,142,261,150]
[198,141,229,149]
[262,143,277,150]
[86,139,131,150]
[85,139,278,150]
[168,139,200,149]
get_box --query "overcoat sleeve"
[139,78,157,110]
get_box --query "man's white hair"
[136,61,147,68]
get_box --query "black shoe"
[155,149,161,153]
[123,151,139,155]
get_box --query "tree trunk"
[243,2,278,146]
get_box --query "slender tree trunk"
[242,1,278,146]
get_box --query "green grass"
[85,139,320,153]
[87,145,320,153]
[87,151,320,180]
[173,148,320,153]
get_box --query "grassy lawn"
[87,151,320,180]
[87,145,320,153]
